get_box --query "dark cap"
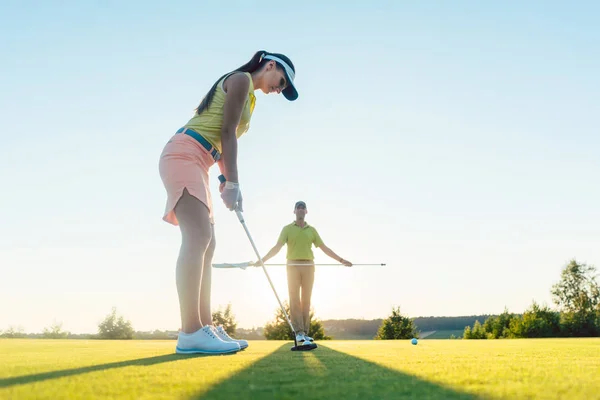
[294,201,306,209]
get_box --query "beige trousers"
[286,260,315,334]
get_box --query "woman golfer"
[159,50,298,354]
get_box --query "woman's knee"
[204,227,216,258]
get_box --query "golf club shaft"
[235,210,296,335]
[213,263,385,268]
[261,263,385,266]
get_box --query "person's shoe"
[303,334,314,342]
[213,325,249,350]
[176,325,240,355]
[296,332,306,343]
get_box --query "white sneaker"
[213,325,249,350]
[176,325,240,355]
[296,333,306,343]
[304,334,314,342]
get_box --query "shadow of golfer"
[192,342,484,399]
[0,352,213,388]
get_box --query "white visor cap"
[263,54,298,101]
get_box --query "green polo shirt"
[277,221,324,260]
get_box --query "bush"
[463,320,487,339]
[508,301,561,338]
[481,308,516,339]
[212,303,237,336]
[375,306,418,340]
[263,301,331,340]
[559,311,599,337]
[0,326,26,338]
[98,307,134,339]
[42,321,69,339]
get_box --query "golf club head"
[291,342,318,351]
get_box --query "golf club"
[220,176,316,351]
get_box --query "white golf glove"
[221,181,243,211]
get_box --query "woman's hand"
[221,181,242,211]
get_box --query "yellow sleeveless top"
[184,72,256,153]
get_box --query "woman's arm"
[220,73,250,184]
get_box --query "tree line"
[315,316,492,339]
[3,259,597,341]
[462,259,600,339]
[0,304,240,340]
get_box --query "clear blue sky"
[1,1,599,334]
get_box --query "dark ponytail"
[195,50,269,115]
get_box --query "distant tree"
[98,307,134,339]
[482,308,516,339]
[559,311,599,337]
[263,303,291,340]
[42,321,69,339]
[481,316,498,338]
[473,320,487,339]
[263,301,331,340]
[212,303,237,336]
[0,325,26,338]
[375,306,418,340]
[309,318,330,340]
[508,301,561,338]
[551,259,599,337]
[463,325,471,339]
[463,320,487,339]
[551,259,599,313]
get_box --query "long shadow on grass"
[193,342,483,400]
[0,352,216,388]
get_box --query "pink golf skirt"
[158,132,217,225]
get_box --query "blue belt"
[176,127,221,161]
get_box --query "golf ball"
[411,338,418,345]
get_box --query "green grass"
[1,338,599,399]
[422,330,465,339]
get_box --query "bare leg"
[174,188,212,334]
[199,224,216,326]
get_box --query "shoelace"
[203,326,217,339]
[217,327,233,340]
